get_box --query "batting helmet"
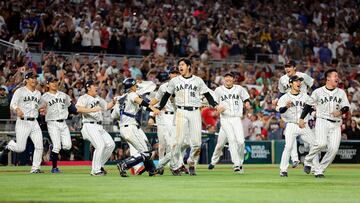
[123,78,136,92]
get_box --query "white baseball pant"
[210,128,227,165]
[7,119,44,171]
[120,125,151,155]
[290,139,299,162]
[157,113,177,168]
[81,123,115,174]
[47,121,72,153]
[304,118,342,175]
[172,108,202,170]
[280,123,318,172]
[211,117,245,167]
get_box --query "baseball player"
[299,69,350,178]
[208,72,251,173]
[76,80,116,176]
[1,72,44,173]
[116,78,160,177]
[277,75,318,177]
[277,60,314,167]
[158,58,222,176]
[40,77,72,173]
[148,67,189,175]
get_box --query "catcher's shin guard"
[122,152,149,170]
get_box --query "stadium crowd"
[0,0,359,144]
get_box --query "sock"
[51,152,58,169]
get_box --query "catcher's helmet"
[123,78,136,92]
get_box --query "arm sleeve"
[98,97,108,109]
[240,87,250,101]
[76,96,86,107]
[159,92,171,110]
[199,79,210,95]
[203,92,218,107]
[340,90,351,110]
[279,107,288,113]
[278,79,286,94]
[300,104,313,119]
[65,94,72,107]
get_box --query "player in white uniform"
[158,58,222,176]
[40,77,72,173]
[115,78,160,177]
[277,75,317,177]
[208,72,251,173]
[148,67,189,175]
[299,69,350,178]
[76,80,116,176]
[277,60,314,168]
[1,72,44,173]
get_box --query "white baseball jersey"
[214,85,250,117]
[76,94,107,122]
[276,92,311,123]
[115,92,140,126]
[155,81,176,125]
[10,86,41,118]
[278,72,314,94]
[307,86,350,122]
[41,91,71,121]
[166,75,209,107]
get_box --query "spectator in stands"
[0,86,10,119]
[344,120,360,140]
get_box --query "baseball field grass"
[0,164,360,203]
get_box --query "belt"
[83,121,102,125]
[124,124,140,129]
[20,118,35,121]
[177,106,199,111]
[164,111,174,115]
[49,119,65,122]
[320,117,341,123]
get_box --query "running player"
[299,69,350,178]
[76,80,116,176]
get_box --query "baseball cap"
[85,80,95,88]
[224,71,235,77]
[168,66,179,74]
[24,72,38,79]
[289,75,304,83]
[285,60,297,68]
[46,77,59,84]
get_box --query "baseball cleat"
[315,174,325,178]
[155,167,164,175]
[189,166,196,176]
[148,170,156,177]
[208,164,215,170]
[100,167,107,175]
[180,165,189,174]
[303,165,311,174]
[280,171,288,177]
[234,166,244,174]
[292,161,300,168]
[30,169,44,174]
[117,162,128,177]
[171,168,182,176]
[51,168,61,173]
[91,171,105,176]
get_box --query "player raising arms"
[208,71,251,173]
[40,77,74,173]
[158,58,223,176]
[116,78,160,177]
[1,72,44,173]
[299,69,350,178]
[277,76,318,177]
[76,80,116,176]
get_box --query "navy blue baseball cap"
[224,71,235,77]
[46,77,59,84]
[289,75,304,83]
[24,72,38,79]
[85,80,95,88]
